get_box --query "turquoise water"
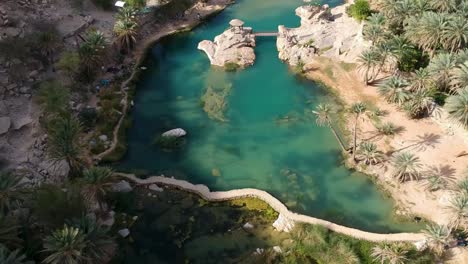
[118,0,422,232]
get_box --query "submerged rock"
[198,20,256,69]
[162,128,187,138]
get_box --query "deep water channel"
[118,0,422,232]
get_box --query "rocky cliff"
[198,26,256,69]
[277,4,370,66]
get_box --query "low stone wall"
[117,172,426,242]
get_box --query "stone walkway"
[117,172,426,242]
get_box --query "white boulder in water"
[162,128,187,138]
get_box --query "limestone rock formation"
[272,213,295,232]
[198,23,256,69]
[277,4,370,66]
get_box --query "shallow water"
[118,0,422,232]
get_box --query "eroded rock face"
[198,27,256,69]
[277,4,370,66]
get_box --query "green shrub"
[126,0,146,8]
[347,0,371,21]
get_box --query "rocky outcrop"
[162,128,187,138]
[277,4,370,66]
[198,26,256,68]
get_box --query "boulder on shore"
[198,24,256,69]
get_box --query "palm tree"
[423,224,451,256]
[409,68,435,92]
[79,31,107,78]
[371,243,408,264]
[46,115,84,177]
[403,89,434,118]
[364,13,387,44]
[0,214,21,248]
[42,225,88,264]
[81,167,115,212]
[378,76,410,105]
[312,104,348,152]
[442,14,468,52]
[35,28,60,65]
[351,102,366,162]
[430,0,458,12]
[116,6,137,21]
[388,35,414,67]
[357,142,385,165]
[113,18,138,52]
[427,52,457,91]
[457,176,468,194]
[0,172,24,215]
[391,152,422,182]
[405,12,447,56]
[444,87,468,128]
[451,61,468,90]
[36,81,70,118]
[70,215,115,262]
[357,49,382,84]
[0,245,31,264]
[446,193,468,228]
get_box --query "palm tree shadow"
[389,133,441,154]
[423,165,457,183]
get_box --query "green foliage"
[32,185,87,229]
[391,152,422,182]
[0,172,24,215]
[0,244,31,264]
[36,81,71,119]
[347,0,371,21]
[376,121,398,135]
[46,115,84,176]
[444,87,468,128]
[42,225,88,264]
[56,52,80,81]
[126,0,146,8]
[78,107,98,131]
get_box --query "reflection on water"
[118,0,422,232]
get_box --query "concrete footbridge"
[253,31,279,37]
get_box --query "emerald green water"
[119,0,422,232]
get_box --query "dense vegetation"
[355,0,468,128]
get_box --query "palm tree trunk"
[352,114,359,162]
[327,120,347,153]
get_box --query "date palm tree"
[81,167,115,212]
[442,14,468,52]
[42,225,88,264]
[403,89,434,118]
[0,213,21,248]
[0,172,24,215]
[47,115,84,177]
[0,245,31,264]
[371,243,408,264]
[35,25,60,65]
[427,52,457,91]
[114,18,138,52]
[312,104,348,152]
[69,215,115,263]
[388,35,413,67]
[446,193,468,228]
[451,61,468,90]
[378,76,410,105]
[79,31,107,78]
[405,12,446,56]
[423,224,451,256]
[444,87,468,128]
[409,68,435,92]
[391,152,422,182]
[430,0,458,12]
[351,102,366,162]
[357,142,385,165]
[357,49,382,84]
[364,13,387,45]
